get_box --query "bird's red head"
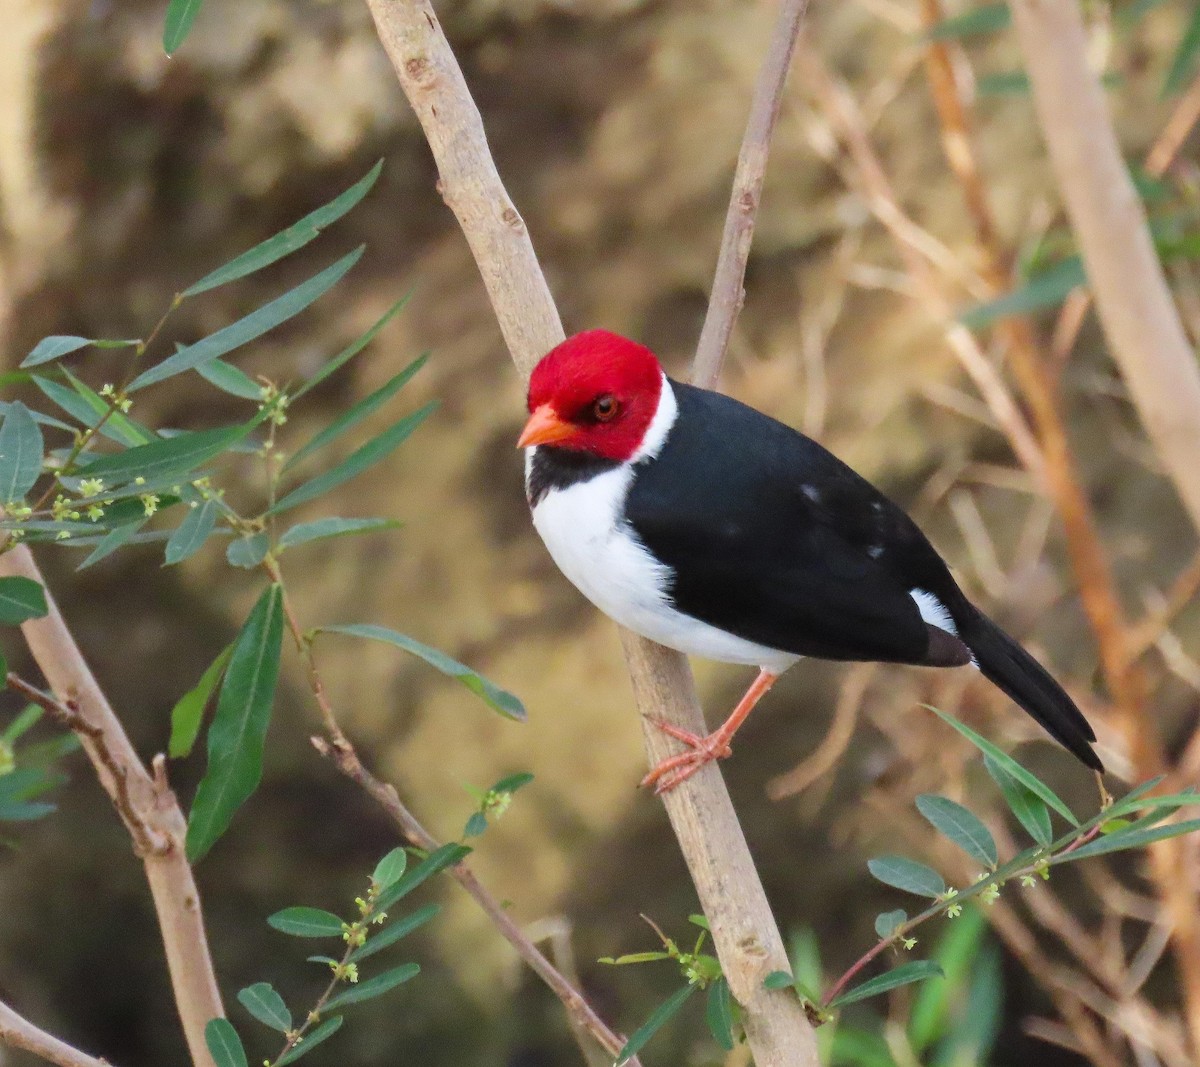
[518,330,664,462]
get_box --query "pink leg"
[640,669,779,794]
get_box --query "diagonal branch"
[361,1,819,1062]
[0,998,115,1067]
[0,546,221,1067]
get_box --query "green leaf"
[165,500,220,565]
[1165,4,1200,95]
[923,3,1010,40]
[267,907,345,938]
[275,1016,342,1065]
[0,402,44,502]
[169,645,233,758]
[867,855,946,899]
[31,375,151,447]
[705,976,735,1051]
[977,72,1031,95]
[925,706,1079,826]
[293,295,412,400]
[375,842,470,912]
[0,577,48,625]
[21,336,92,369]
[763,970,795,990]
[319,623,524,721]
[237,982,291,1033]
[0,767,65,804]
[909,909,986,1052]
[829,1028,896,1067]
[226,534,269,569]
[78,414,265,487]
[349,903,440,963]
[874,909,907,939]
[268,401,437,514]
[0,799,56,821]
[615,985,697,1066]
[916,794,998,869]
[0,401,71,433]
[163,0,205,54]
[285,354,428,471]
[197,360,262,400]
[185,163,383,296]
[1050,817,1200,864]
[324,962,420,1010]
[984,754,1052,847]
[490,771,534,794]
[828,960,944,1009]
[204,1019,248,1067]
[2,704,39,744]
[464,811,488,837]
[277,517,400,551]
[599,952,673,965]
[372,847,408,890]
[128,247,364,391]
[960,257,1085,328]
[76,518,149,570]
[185,584,284,862]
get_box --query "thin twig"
[692,0,810,388]
[0,546,222,1067]
[361,1,820,1063]
[0,999,113,1067]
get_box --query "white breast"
[526,378,799,674]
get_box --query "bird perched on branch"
[518,330,1101,793]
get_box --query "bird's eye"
[591,394,619,422]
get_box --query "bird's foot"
[640,719,733,795]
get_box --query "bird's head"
[518,330,664,462]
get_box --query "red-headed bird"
[518,330,1101,793]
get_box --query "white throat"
[630,373,677,464]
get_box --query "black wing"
[625,381,967,665]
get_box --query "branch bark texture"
[362,2,818,1062]
[0,546,221,1067]
[0,999,114,1067]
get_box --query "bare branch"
[360,1,819,1061]
[692,0,810,388]
[0,546,221,1067]
[0,999,114,1067]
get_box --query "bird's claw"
[640,718,733,794]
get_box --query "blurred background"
[1,0,1199,1064]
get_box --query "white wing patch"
[910,588,957,635]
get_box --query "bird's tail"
[958,610,1103,772]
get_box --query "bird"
[517,329,1102,793]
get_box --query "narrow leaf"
[0,577,48,625]
[705,976,735,1051]
[375,842,470,912]
[285,354,427,470]
[226,534,269,569]
[163,0,206,54]
[324,962,420,1010]
[197,360,262,400]
[278,517,399,551]
[294,295,412,400]
[185,584,284,862]
[867,855,946,899]
[0,401,72,433]
[984,754,1052,847]
[268,401,437,514]
[960,257,1085,328]
[2,705,41,744]
[267,907,345,938]
[490,771,534,794]
[77,518,149,570]
[0,800,57,822]
[78,414,264,487]
[275,1016,343,1065]
[21,336,92,369]
[463,811,488,837]
[30,375,150,447]
[372,847,408,890]
[923,3,1010,40]
[926,706,1079,826]
[916,794,998,868]
[185,163,383,296]
[237,982,291,1033]
[0,402,44,502]
[874,909,907,939]
[616,985,698,1066]
[169,645,233,758]
[204,1019,248,1067]
[1165,4,1200,95]
[128,247,364,391]
[1051,817,1200,864]
[763,971,795,990]
[828,960,944,1009]
[349,903,440,963]
[165,500,220,565]
[320,623,524,721]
